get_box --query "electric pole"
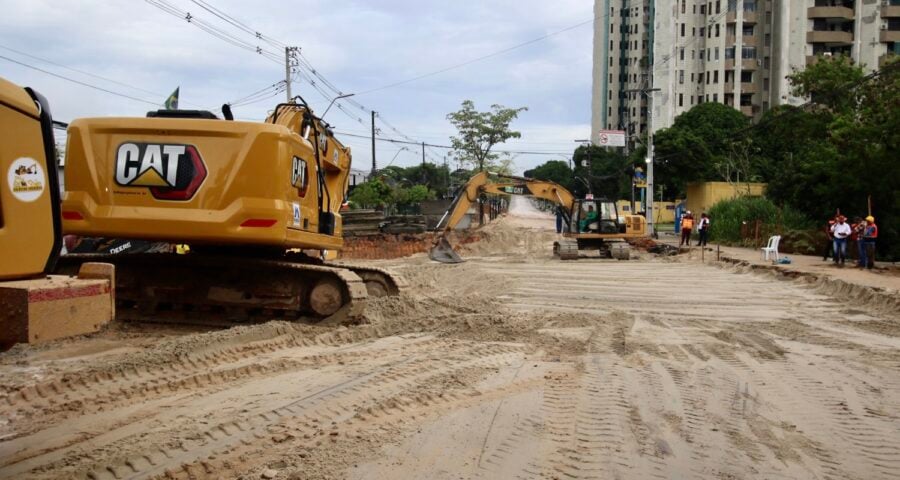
[284,47,298,102]
[421,142,426,185]
[370,111,377,176]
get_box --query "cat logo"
[115,142,207,200]
[291,156,309,197]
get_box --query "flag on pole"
[164,87,179,110]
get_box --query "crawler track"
[57,253,404,325]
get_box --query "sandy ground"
[1,197,899,480]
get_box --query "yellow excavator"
[0,77,62,280]
[59,96,403,324]
[430,171,646,262]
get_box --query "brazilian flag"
[164,87,179,110]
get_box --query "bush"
[708,196,814,244]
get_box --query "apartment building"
[591,0,900,145]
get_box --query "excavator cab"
[571,198,622,234]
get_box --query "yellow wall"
[616,200,677,224]
[685,182,766,215]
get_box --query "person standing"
[822,217,836,261]
[680,211,694,247]
[860,215,878,270]
[831,215,851,266]
[696,213,710,247]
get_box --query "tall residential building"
[591,0,900,145]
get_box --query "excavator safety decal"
[115,142,207,200]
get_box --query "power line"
[0,54,161,106]
[334,131,571,155]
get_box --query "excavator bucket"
[429,237,464,263]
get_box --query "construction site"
[1,183,898,478]
[2,1,900,478]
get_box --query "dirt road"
[2,201,899,479]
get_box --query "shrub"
[708,196,813,244]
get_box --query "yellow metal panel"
[0,81,56,280]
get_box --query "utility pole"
[370,111,376,176]
[421,142,426,185]
[646,89,657,238]
[284,47,298,102]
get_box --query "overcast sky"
[0,0,594,173]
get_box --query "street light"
[384,147,410,169]
[321,93,355,120]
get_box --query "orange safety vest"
[682,217,693,229]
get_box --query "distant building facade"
[591,0,900,145]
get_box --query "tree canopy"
[447,100,527,172]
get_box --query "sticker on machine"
[7,157,46,202]
[292,202,302,227]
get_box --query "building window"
[716,1,721,14]
[700,26,705,37]
[691,95,695,105]
[681,0,686,14]
[714,70,719,83]
[764,56,770,68]
[743,25,754,37]
[716,24,720,37]
[715,47,720,60]
[765,33,771,46]
[679,93,684,106]
[742,46,757,59]
[681,23,686,37]
[741,71,752,83]
[725,47,736,59]
[701,4,706,14]
[691,73,695,82]
[706,71,710,84]
[680,48,685,60]
[763,78,769,90]
[679,70,685,84]
[714,93,719,103]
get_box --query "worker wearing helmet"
[858,215,878,270]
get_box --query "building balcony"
[726,11,757,24]
[741,82,758,93]
[725,58,759,70]
[882,5,900,18]
[807,6,854,21]
[807,30,853,45]
[881,30,900,43]
[740,105,754,116]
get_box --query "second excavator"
[59,97,403,325]
[430,171,646,262]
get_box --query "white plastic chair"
[761,235,781,261]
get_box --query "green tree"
[652,102,750,198]
[757,56,899,259]
[447,100,527,171]
[348,179,392,209]
[393,184,435,206]
[524,160,573,191]
[571,145,632,200]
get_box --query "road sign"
[597,129,626,147]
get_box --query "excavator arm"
[430,171,575,263]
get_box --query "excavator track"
[324,261,408,297]
[56,253,374,326]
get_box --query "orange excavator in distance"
[58,96,404,325]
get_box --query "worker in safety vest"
[680,211,694,247]
[859,215,878,270]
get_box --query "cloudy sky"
[0,0,594,173]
